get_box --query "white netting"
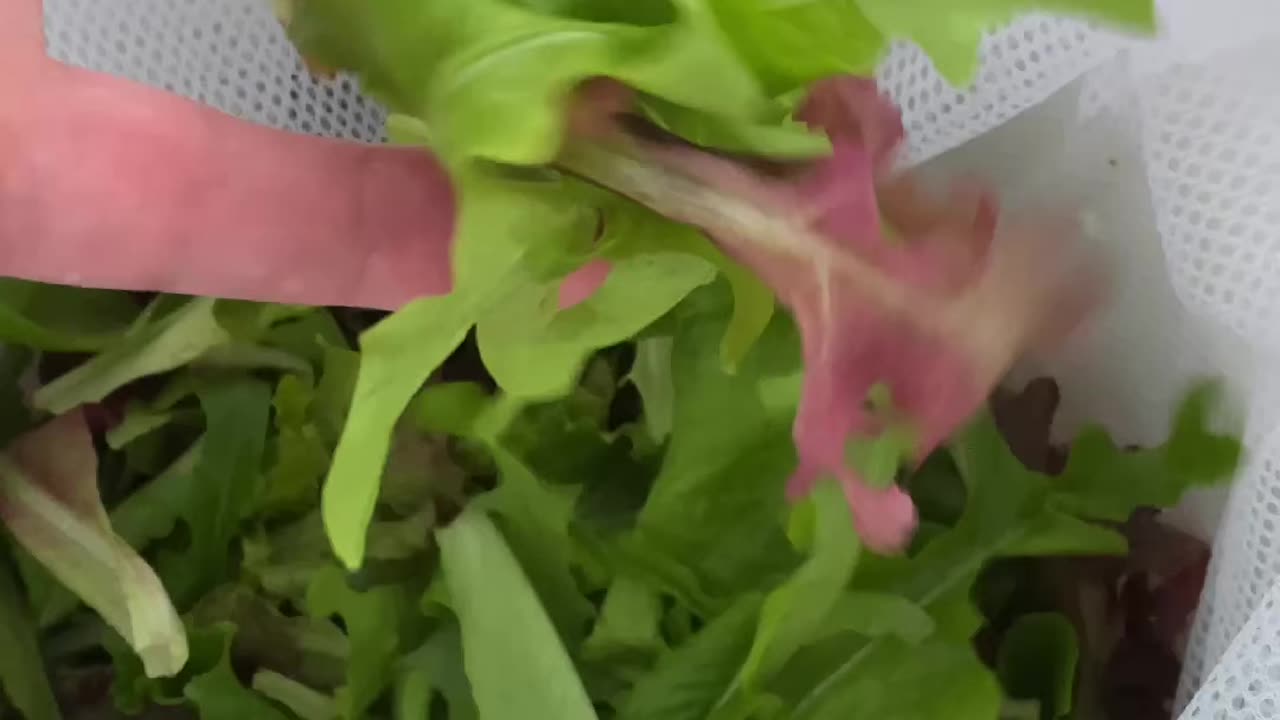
[40,1,1280,718]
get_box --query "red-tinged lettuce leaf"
[0,411,187,678]
[559,76,1097,552]
[0,0,455,311]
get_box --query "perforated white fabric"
[41,1,1280,719]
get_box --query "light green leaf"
[618,596,761,720]
[0,412,186,678]
[820,591,936,643]
[629,337,675,443]
[0,556,60,720]
[259,375,331,518]
[0,278,139,352]
[253,671,340,720]
[636,290,799,598]
[709,0,885,93]
[738,480,860,689]
[291,0,771,166]
[996,613,1079,720]
[34,297,228,414]
[439,509,597,720]
[795,638,1000,720]
[854,0,1155,86]
[324,168,592,569]
[583,574,666,661]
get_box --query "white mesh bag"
[35,1,1280,718]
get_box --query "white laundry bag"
[31,0,1280,717]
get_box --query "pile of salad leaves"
[0,1,1244,719]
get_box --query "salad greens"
[0,1,1240,720]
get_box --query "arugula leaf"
[0,555,60,720]
[738,480,860,690]
[34,297,228,414]
[0,278,139,352]
[617,596,761,720]
[259,374,331,518]
[853,0,1156,85]
[165,379,272,602]
[184,624,292,720]
[289,0,771,165]
[439,509,597,720]
[306,569,417,719]
[395,623,478,720]
[0,412,187,677]
[997,613,1079,720]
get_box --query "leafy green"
[438,509,597,720]
[738,481,860,690]
[288,0,772,165]
[184,625,292,720]
[635,289,800,599]
[617,596,760,720]
[305,569,417,719]
[323,168,593,569]
[0,413,187,678]
[0,279,140,352]
[780,384,1239,716]
[0,556,60,720]
[997,613,1079,720]
[34,297,228,414]
[395,624,478,720]
[166,379,272,601]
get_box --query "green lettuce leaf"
[252,671,340,720]
[634,289,800,599]
[0,412,186,678]
[288,0,771,165]
[439,509,597,720]
[476,197,716,400]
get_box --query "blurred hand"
[0,0,457,310]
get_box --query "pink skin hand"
[0,0,455,310]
